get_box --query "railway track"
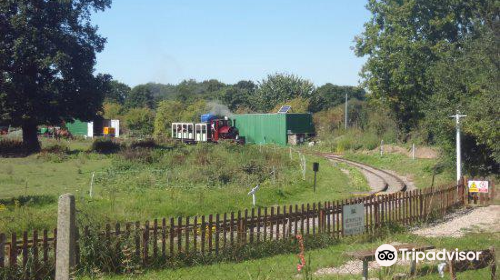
[322,153,408,194]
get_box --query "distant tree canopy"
[0,0,111,151]
[354,0,494,132]
[125,85,155,109]
[254,73,315,112]
[309,84,365,113]
[356,0,499,174]
[124,107,155,136]
[221,80,257,111]
[105,81,131,104]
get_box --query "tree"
[102,102,124,120]
[426,22,499,175]
[354,0,489,133]
[106,80,131,104]
[125,85,155,109]
[309,84,365,113]
[221,80,256,111]
[271,97,310,113]
[0,0,111,152]
[255,73,314,112]
[124,108,155,136]
[154,100,185,137]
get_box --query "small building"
[233,113,314,146]
[66,119,120,138]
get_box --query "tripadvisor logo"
[375,244,483,266]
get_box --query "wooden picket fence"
[0,181,492,279]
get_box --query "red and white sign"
[468,180,489,193]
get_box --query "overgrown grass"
[76,231,499,280]
[342,153,455,189]
[0,140,366,234]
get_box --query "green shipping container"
[66,120,88,136]
[233,113,314,146]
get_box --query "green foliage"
[355,0,492,132]
[254,73,315,112]
[102,102,124,120]
[0,0,112,151]
[271,97,310,113]
[106,80,131,104]
[153,99,208,138]
[90,138,121,154]
[123,108,155,136]
[356,0,499,174]
[312,100,398,152]
[0,139,28,157]
[154,100,184,138]
[425,18,499,175]
[125,85,155,109]
[309,83,365,113]
[221,80,257,111]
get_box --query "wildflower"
[296,234,306,272]
[0,204,6,212]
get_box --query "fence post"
[55,194,76,280]
[0,233,4,268]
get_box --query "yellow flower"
[0,204,6,212]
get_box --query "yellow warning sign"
[468,182,478,193]
[468,180,488,193]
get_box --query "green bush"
[0,139,29,157]
[90,138,121,154]
[129,138,157,149]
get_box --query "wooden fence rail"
[1,181,490,279]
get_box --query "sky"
[91,0,371,87]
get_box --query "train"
[171,114,245,144]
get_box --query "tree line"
[102,73,365,136]
[354,0,499,175]
[1,0,497,176]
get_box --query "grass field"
[77,230,499,280]
[0,139,370,234]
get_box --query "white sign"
[342,203,365,236]
[247,185,260,206]
[468,180,488,193]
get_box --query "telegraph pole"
[450,111,466,182]
[344,93,348,129]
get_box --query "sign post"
[450,111,466,182]
[312,162,319,192]
[342,203,365,236]
[247,185,260,206]
[468,180,489,193]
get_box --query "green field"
[0,139,370,234]
[77,231,499,280]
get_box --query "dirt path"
[412,205,500,237]
[315,205,500,277]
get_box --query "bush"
[129,138,157,149]
[90,138,121,154]
[42,143,69,154]
[0,139,28,157]
[119,147,156,164]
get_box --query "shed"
[233,113,314,146]
[66,120,88,136]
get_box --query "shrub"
[42,143,70,154]
[119,147,155,163]
[0,139,29,157]
[129,138,156,149]
[90,138,121,154]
